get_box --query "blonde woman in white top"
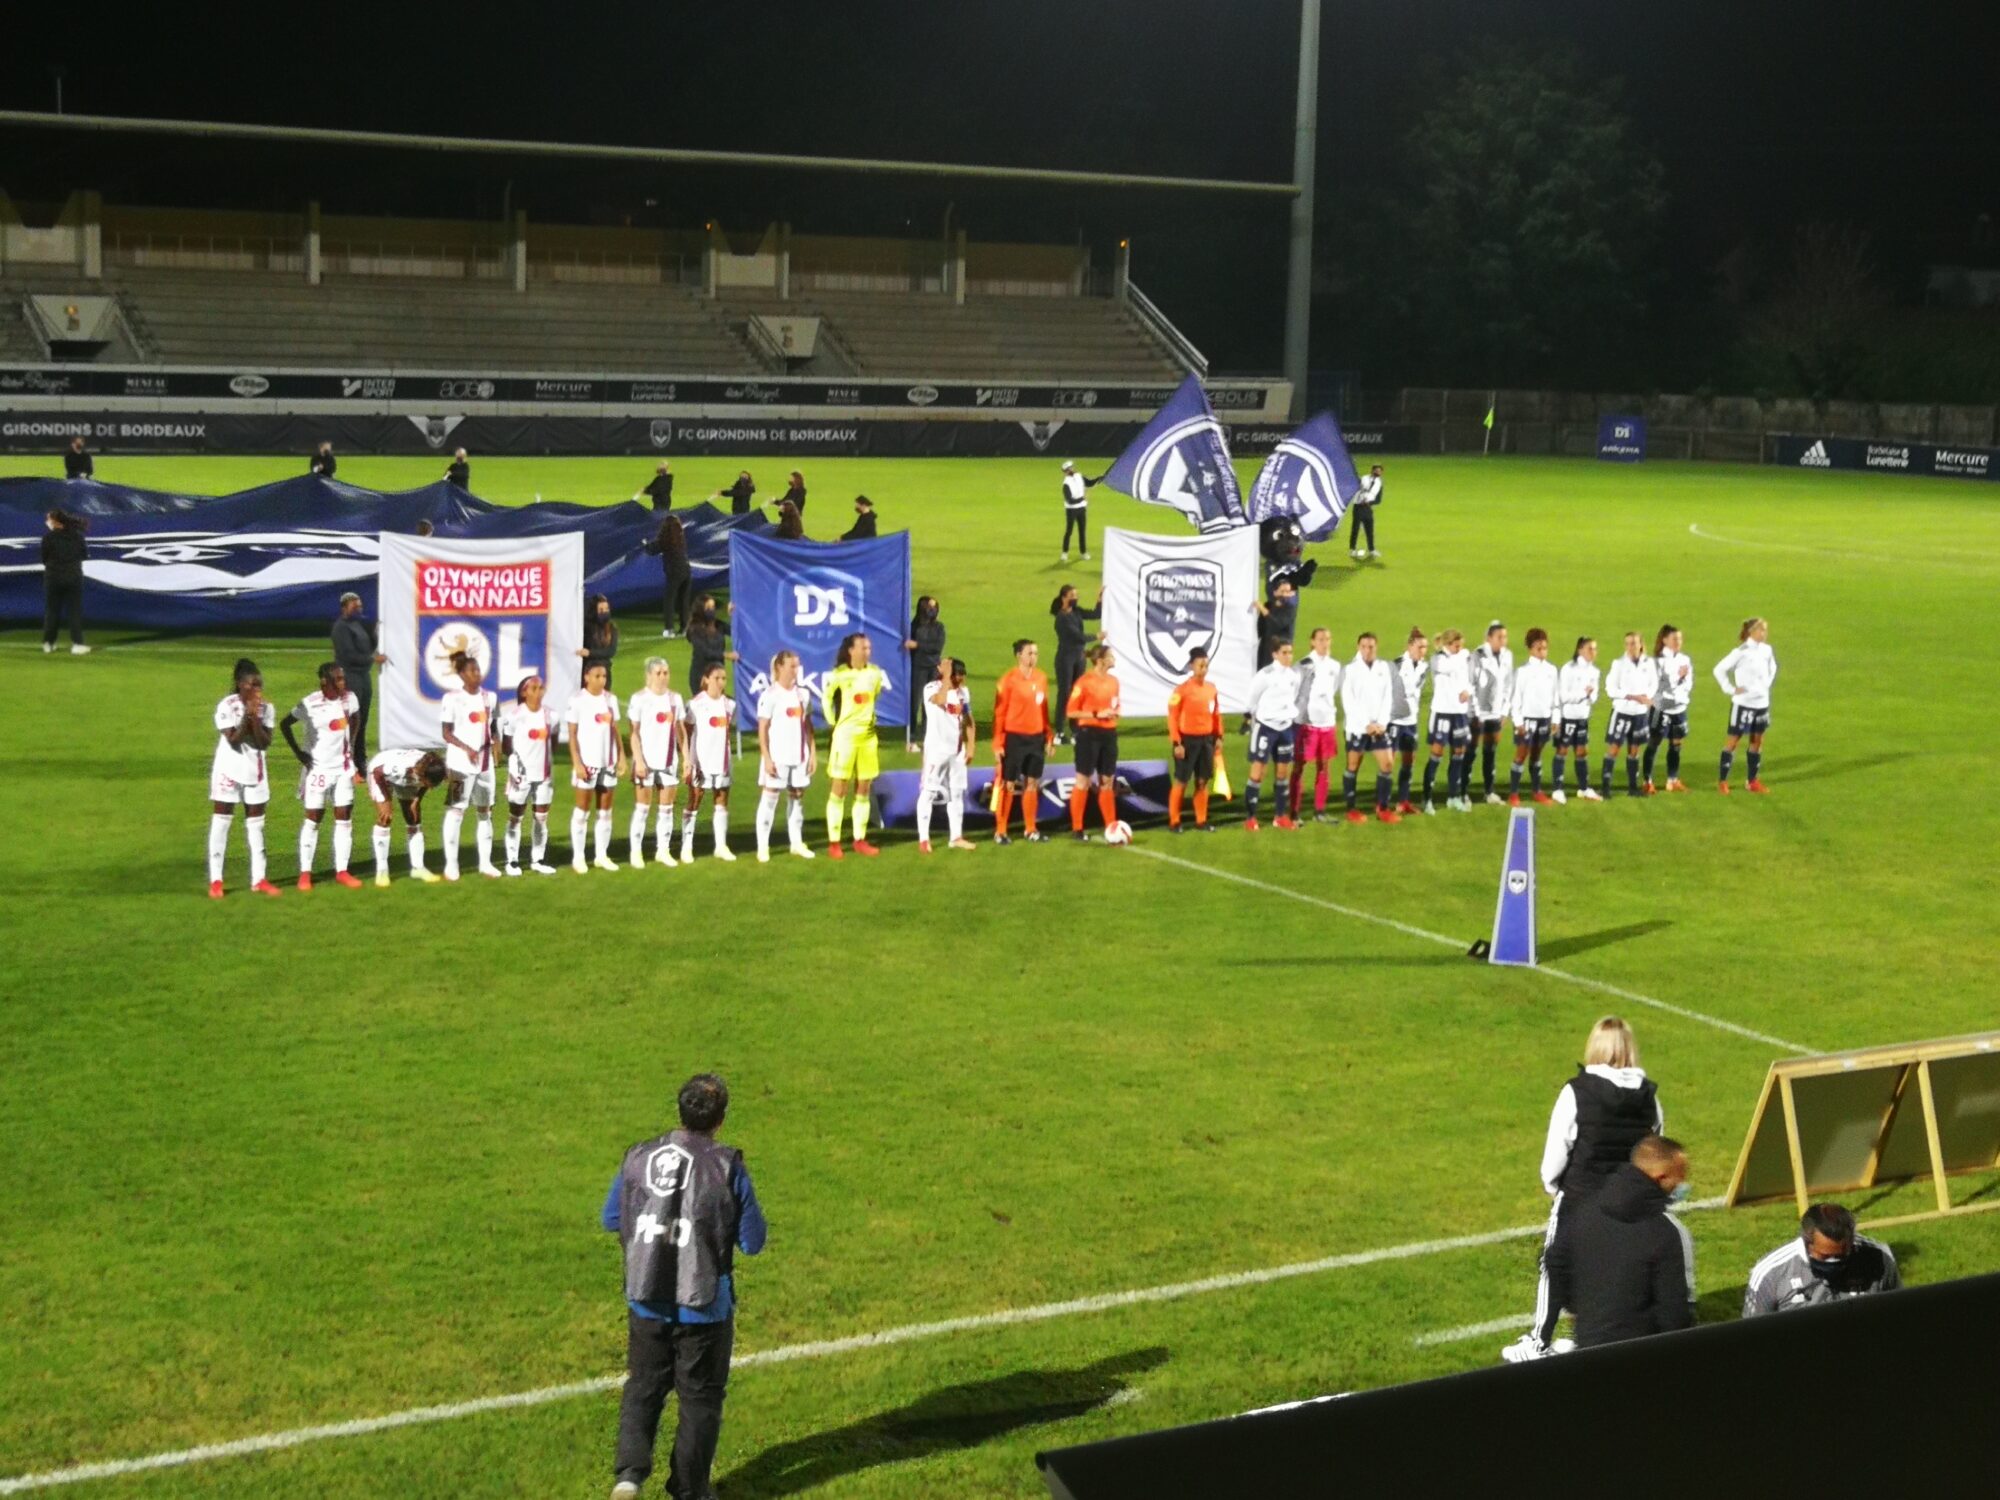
[1714,616,1777,794]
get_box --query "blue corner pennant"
[1489,806,1537,967]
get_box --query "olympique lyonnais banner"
[0,476,768,628]
[377,533,584,753]
[1099,524,1260,717]
[725,529,913,730]
[1246,411,1360,541]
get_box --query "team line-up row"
[198,617,1778,895]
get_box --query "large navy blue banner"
[726,530,912,730]
[0,476,769,628]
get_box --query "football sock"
[1273,778,1290,816]
[944,788,964,842]
[1552,757,1567,791]
[332,819,351,873]
[594,810,612,861]
[1168,783,1184,827]
[475,815,492,869]
[570,808,588,859]
[1600,756,1616,792]
[1313,762,1330,812]
[209,813,232,883]
[630,805,650,856]
[1070,782,1089,831]
[994,784,1013,835]
[1510,764,1524,795]
[1246,782,1262,820]
[1719,749,1734,782]
[1376,775,1393,810]
[441,807,464,876]
[1396,761,1413,800]
[827,793,845,844]
[916,786,935,843]
[1022,782,1038,832]
[654,802,675,855]
[532,812,549,862]
[1531,759,1543,793]
[246,816,267,885]
[407,829,426,874]
[1098,786,1117,827]
[1667,743,1682,779]
[1482,742,1497,794]
[681,802,698,860]
[1423,753,1442,798]
[1627,758,1641,794]
[1747,750,1761,782]
[1344,772,1359,811]
[712,803,728,852]
[299,819,320,876]
[850,797,870,842]
[505,819,522,866]
[372,823,391,872]
[757,790,780,854]
[1194,788,1210,824]
[1642,738,1660,779]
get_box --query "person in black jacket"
[777,469,807,516]
[445,448,471,490]
[1049,583,1103,745]
[331,592,389,755]
[40,508,90,654]
[714,471,755,515]
[774,501,805,540]
[1570,1135,1695,1350]
[685,595,736,690]
[641,461,674,510]
[310,441,337,478]
[64,436,94,479]
[1503,1016,1664,1364]
[579,593,620,687]
[903,596,946,750]
[839,495,877,541]
[645,516,695,638]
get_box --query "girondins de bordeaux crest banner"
[1099,524,1259,717]
[377,533,584,752]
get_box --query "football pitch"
[4,453,1998,1497]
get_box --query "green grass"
[4,454,1998,1498]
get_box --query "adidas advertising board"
[1772,434,2000,481]
[377,532,585,753]
[1099,524,1259,717]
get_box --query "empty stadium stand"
[103,267,765,374]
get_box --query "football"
[1103,819,1133,845]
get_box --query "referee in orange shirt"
[1167,647,1224,832]
[992,638,1054,843]
[1066,643,1122,839]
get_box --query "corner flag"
[1489,806,1536,966]
[1103,374,1247,533]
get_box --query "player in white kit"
[627,656,689,869]
[439,650,501,881]
[366,747,448,885]
[499,673,559,876]
[683,661,738,862]
[565,660,625,873]
[915,657,977,852]
[208,657,283,898]
[280,660,363,890]
[754,650,818,863]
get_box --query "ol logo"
[1137,558,1222,678]
[1507,870,1529,895]
[646,1143,693,1197]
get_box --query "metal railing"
[107,232,304,273]
[1127,280,1208,377]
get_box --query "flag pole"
[1482,389,1496,457]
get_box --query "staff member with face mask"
[1743,1204,1900,1316]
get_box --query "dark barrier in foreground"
[1036,1270,2000,1496]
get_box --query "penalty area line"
[1125,847,1813,1055]
[0,1218,1556,1493]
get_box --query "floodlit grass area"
[4,453,1998,1497]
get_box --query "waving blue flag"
[1102,374,1246,533]
[1246,411,1359,541]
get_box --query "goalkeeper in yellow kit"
[823,632,888,859]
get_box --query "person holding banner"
[902,596,946,753]
[822,634,887,859]
[1058,461,1103,562]
[628,657,690,869]
[1167,648,1223,833]
[1066,644,1123,840]
[500,674,560,876]
[754,651,817,863]
[683,662,738,863]
[1348,464,1384,559]
[643,517,693,639]
[566,661,626,874]
[439,651,502,881]
[991,639,1053,845]
[1049,585,1103,745]
[1340,633,1400,824]
[1508,630,1560,806]
[208,658,282,899]
[1290,627,1343,823]
[366,747,448,886]
[916,658,977,853]
[1642,625,1693,794]
[1423,629,1474,814]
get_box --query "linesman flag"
[1103,374,1247,533]
[1245,411,1360,542]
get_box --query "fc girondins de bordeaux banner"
[377,533,585,752]
[1099,524,1260,717]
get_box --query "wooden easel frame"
[1725,1032,2000,1231]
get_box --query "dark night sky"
[2,1,1994,372]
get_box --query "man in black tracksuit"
[64,436,94,478]
[1570,1135,1695,1349]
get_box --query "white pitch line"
[1412,1314,1532,1347]
[1686,523,2000,570]
[0,1218,1556,1494]
[1125,848,1813,1055]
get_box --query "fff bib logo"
[414,559,552,699]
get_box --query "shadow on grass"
[1537,919,1673,963]
[720,1347,1167,1498]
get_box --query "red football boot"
[1746,780,1769,794]
[252,880,283,897]
[827,842,845,860]
[334,870,364,889]
[1377,808,1402,824]
[852,840,882,856]
[207,881,225,900]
